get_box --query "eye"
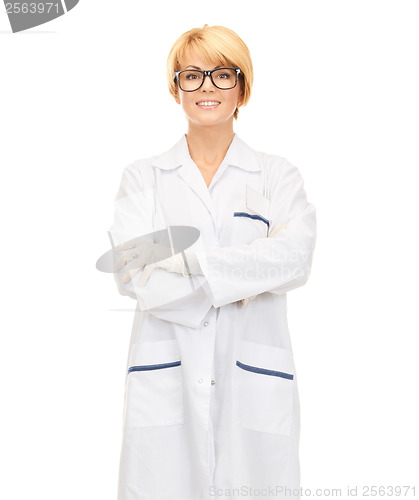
[184,72,200,80]
[213,68,235,80]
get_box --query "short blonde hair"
[167,25,253,119]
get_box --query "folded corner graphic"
[5,0,79,33]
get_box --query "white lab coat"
[109,134,317,500]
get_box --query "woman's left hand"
[138,251,203,287]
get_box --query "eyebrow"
[184,65,223,70]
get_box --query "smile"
[196,101,221,108]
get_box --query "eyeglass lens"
[179,68,237,91]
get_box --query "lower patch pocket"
[124,339,184,428]
[235,340,295,436]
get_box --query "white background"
[1,1,418,498]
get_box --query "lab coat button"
[204,321,209,327]
[211,380,216,385]
[198,378,203,383]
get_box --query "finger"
[125,255,150,271]
[269,224,287,238]
[241,295,257,306]
[115,241,133,253]
[113,252,127,273]
[137,264,156,287]
[113,248,146,273]
[124,245,172,269]
[117,236,158,253]
[121,267,140,284]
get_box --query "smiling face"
[175,49,243,129]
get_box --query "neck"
[185,120,235,167]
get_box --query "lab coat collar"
[152,134,261,172]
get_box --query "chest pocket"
[123,339,184,428]
[230,184,271,245]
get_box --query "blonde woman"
[109,24,317,500]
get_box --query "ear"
[237,81,244,104]
[174,90,181,105]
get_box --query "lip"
[196,100,221,110]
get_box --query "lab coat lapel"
[152,136,217,221]
[152,134,262,225]
[177,159,217,220]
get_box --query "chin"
[189,112,235,127]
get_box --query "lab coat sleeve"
[195,157,317,308]
[109,161,212,328]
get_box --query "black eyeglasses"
[174,67,241,92]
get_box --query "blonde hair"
[167,25,253,119]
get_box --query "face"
[175,49,243,128]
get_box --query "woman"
[109,24,317,500]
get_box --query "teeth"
[197,101,220,106]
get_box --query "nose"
[201,73,215,91]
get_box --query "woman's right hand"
[113,238,165,285]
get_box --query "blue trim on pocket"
[128,361,181,373]
[236,360,294,380]
[234,212,270,227]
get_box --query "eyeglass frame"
[174,67,241,92]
